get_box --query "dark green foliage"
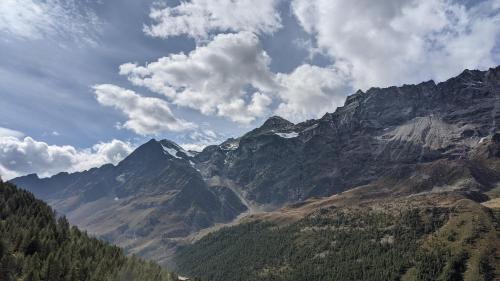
[414,244,469,281]
[176,207,449,281]
[0,182,174,281]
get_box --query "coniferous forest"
[0,181,176,281]
[176,196,499,281]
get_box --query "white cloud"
[180,143,207,152]
[275,64,353,122]
[216,92,273,124]
[93,84,196,135]
[291,0,500,89]
[87,140,134,167]
[118,0,500,128]
[120,32,278,124]
[0,0,100,44]
[0,137,134,180]
[144,0,282,40]
[180,129,224,152]
[119,31,358,124]
[0,164,18,181]
[0,127,25,138]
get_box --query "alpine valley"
[10,66,500,280]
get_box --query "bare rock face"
[10,66,500,266]
[194,66,500,206]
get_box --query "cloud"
[180,143,208,152]
[216,92,273,124]
[120,32,278,124]
[0,127,25,138]
[119,31,358,124]
[89,140,134,166]
[118,0,500,128]
[0,164,17,181]
[275,64,353,122]
[180,129,224,152]
[93,84,196,135]
[291,0,500,89]
[0,137,134,180]
[144,0,282,40]
[0,0,100,44]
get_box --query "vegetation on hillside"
[0,181,177,281]
[176,195,499,281]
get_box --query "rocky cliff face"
[10,66,500,266]
[194,67,500,207]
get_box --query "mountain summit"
[259,116,294,131]
[11,66,500,267]
[12,138,246,266]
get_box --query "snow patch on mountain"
[115,174,126,183]
[180,148,195,157]
[275,132,299,138]
[220,139,240,151]
[161,144,182,159]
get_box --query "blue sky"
[0,0,499,179]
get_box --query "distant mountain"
[12,139,246,266]
[11,66,500,269]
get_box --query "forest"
[1,180,497,281]
[0,181,177,281]
[176,197,499,281]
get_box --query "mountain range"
[10,66,500,275]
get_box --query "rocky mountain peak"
[486,65,500,82]
[8,65,500,269]
[117,139,165,165]
[260,116,294,130]
[240,115,295,138]
[344,89,365,107]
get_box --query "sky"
[0,0,499,180]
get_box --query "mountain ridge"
[10,65,500,268]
